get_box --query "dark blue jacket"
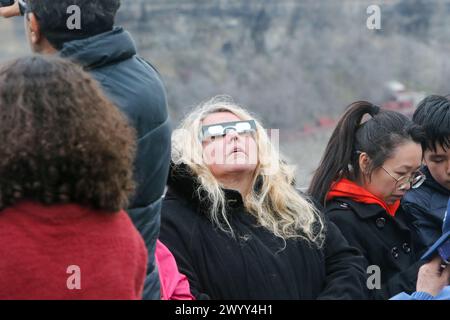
[402,167,450,255]
[60,27,172,299]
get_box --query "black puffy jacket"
[60,27,172,299]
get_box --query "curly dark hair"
[0,55,136,212]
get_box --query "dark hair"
[413,95,450,152]
[0,55,136,212]
[308,101,425,205]
[28,0,121,50]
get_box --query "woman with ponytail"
[309,101,427,300]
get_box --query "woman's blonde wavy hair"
[172,95,325,248]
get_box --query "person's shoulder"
[135,56,163,78]
[102,210,147,255]
[324,198,356,216]
[162,189,200,225]
[106,54,164,84]
[324,198,381,231]
[102,210,143,237]
[90,54,165,96]
[402,183,434,208]
[92,60,169,136]
[160,189,204,250]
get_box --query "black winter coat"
[60,27,172,299]
[326,198,424,300]
[160,164,368,300]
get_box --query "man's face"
[424,142,450,191]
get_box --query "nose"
[400,184,411,192]
[225,129,239,142]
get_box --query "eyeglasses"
[381,166,426,191]
[201,120,256,142]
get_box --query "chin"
[225,164,257,173]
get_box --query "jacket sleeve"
[159,198,210,300]
[317,217,368,300]
[328,209,423,300]
[373,260,424,300]
[92,62,172,300]
[127,117,172,299]
[155,240,195,300]
[390,291,435,300]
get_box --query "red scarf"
[326,178,400,217]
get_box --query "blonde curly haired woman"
[159,96,367,299]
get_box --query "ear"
[27,13,41,45]
[358,152,371,176]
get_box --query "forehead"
[384,141,422,170]
[426,143,450,156]
[202,112,241,126]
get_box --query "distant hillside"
[113,0,450,128]
[2,0,450,127]
[2,0,450,185]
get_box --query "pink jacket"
[155,240,195,300]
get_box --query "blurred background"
[1,0,449,187]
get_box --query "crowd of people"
[0,0,448,300]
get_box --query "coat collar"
[327,197,412,233]
[423,166,450,196]
[59,27,137,70]
[328,197,386,219]
[166,163,245,215]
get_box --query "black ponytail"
[308,101,424,206]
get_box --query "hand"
[416,256,450,296]
[0,1,20,18]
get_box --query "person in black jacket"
[0,1,171,299]
[160,96,367,300]
[308,101,427,299]
[402,95,450,255]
